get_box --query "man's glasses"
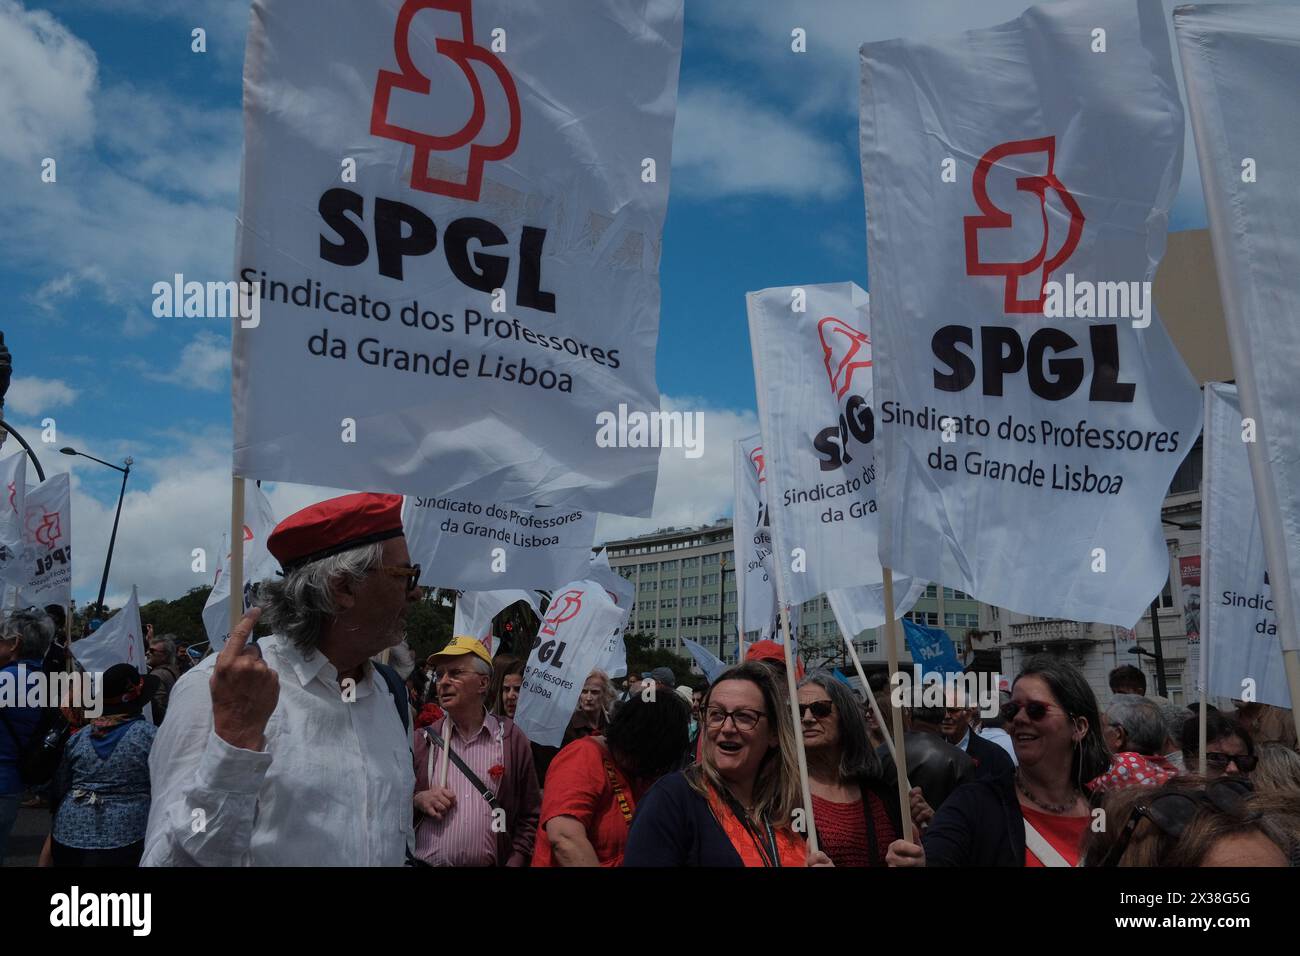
[381,563,422,591]
[1099,777,1253,867]
[434,667,475,683]
[705,707,766,732]
[1205,752,1258,772]
[1001,700,1060,722]
[798,700,833,720]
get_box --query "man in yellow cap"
[410,636,540,866]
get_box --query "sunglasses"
[1099,777,1253,867]
[1205,752,1258,772]
[799,700,834,720]
[1000,700,1062,722]
[381,563,422,591]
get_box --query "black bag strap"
[425,726,500,811]
[373,661,409,733]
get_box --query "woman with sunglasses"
[798,672,932,867]
[623,662,831,867]
[887,655,1110,867]
[1181,711,1257,779]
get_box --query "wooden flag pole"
[882,567,914,843]
[229,476,246,637]
[777,601,818,854]
[840,630,902,767]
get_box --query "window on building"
[865,640,878,654]
[725,591,736,606]
[661,598,676,610]
[724,612,736,626]
[661,579,676,591]
[702,553,720,566]
[639,562,655,573]
[1168,439,1203,496]
[701,593,717,606]
[703,573,719,586]
[925,585,937,598]
[662,559,678,570]
[822,621,836,635]
[682,557,699,569]
[641,600,656,611]
[660,617,676,629]
[682,576,698,589]
[639,581,657,592]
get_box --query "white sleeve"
[141,666,273,867]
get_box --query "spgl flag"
[20,473,71,606]
[1202,384,1288,708]
[74,586,145,676]
[202,483,279,652]
[747,283,887,606]
[514,580,626,747]
[733,435,777,641]
[1176,4,1300,657]
[859,0,1201,626]
[233,0,684,516]
[0,450,26,586]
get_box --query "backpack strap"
[372,661,409,733]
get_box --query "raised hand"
[210,607,279,751]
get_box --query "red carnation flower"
[488,763,505,781]
[415,703,444,729]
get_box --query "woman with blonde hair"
[534,670,616,785]
[623,662,830,866]
[1251,743,1300,796]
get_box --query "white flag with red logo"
[1177,4,1300,657]
[748,283,890,606]
[0,450,27,588]
[514,580,627,747]
[733,434,778,641]
[859,0,1201,627]
[1202,384,1289,708]
[585,549,631,679]
[74,585,145,676]
[19,473,71,606]
[202,483,279,652]
[233,0,684,517]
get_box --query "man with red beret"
[143,493,421,866]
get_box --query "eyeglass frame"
[704,706,768,732]
[798,700,834,720]
[380,563,422,591]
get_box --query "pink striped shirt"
[414,712,504,866]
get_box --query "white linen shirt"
[141,634,414,866]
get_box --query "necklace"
[1015,770,1079,814]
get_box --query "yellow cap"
[431,636,492,668]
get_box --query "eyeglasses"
[1001,700,1063,722]
[705,707,767,732]
[798,700,833,720]
[434,667,476,683]
[380,563,422,591]
[1205,752,1258,772]
[1098,777,1253,867]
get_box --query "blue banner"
[902,619,964,679]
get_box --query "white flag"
[859,0,1201,627]
[202,484,279,652]
[1176,4,1300,656]
[1202,383,1288,707]
[733,435,778,642]
[233,0,684,516]
[402,493,595,592]
[19,473,71,606]
[748,282,888,606]
[514,580,627,747]
[826,580,926,647]
[0,450,27,587]
[74,585,145,675]
[585,549,632,679]
[452,589,541,654]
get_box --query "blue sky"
[0,0,1214,607]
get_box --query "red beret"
[268,493,404,571]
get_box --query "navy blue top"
[0,659,45,795]
[623,771,745,867]
[53,719,156,850]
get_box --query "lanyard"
[719,785,780,868]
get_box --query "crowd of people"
[2,491,1299,868]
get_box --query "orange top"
[705,784,807,867]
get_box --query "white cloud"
[0,0,97,165]
[673,86,853,200]
[146,331,231,391]
[5,375,79,416]
[595,396,758,544]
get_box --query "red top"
[704,785,807,867]
[1021,804,1088,867]
[532,737,635,867]
[812,791,897,867]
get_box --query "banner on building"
[203,484,280,653]
[859,0,1201,627]
[1180,554,1201,694]
[403,493,595,592]
[233,0,685,516]
[514,580,627,746]
[1202,383,1288,707]
[1177,4,1300,655]
[748,282,891,606]
[19,473,71,607]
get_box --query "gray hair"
[3,608,56,660]
[1154,698,1190,749]
[798,670,884,783]
[1105,694,1167,756]
[151,635,177,661]
[257,542,386,651]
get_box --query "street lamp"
[61,447,133,614]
